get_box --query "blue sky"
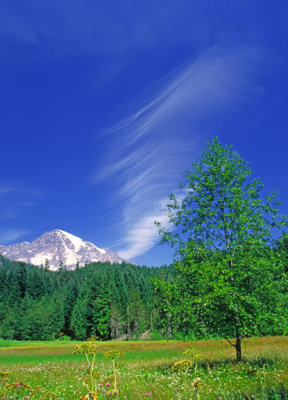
[0,0,287,266]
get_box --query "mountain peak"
[0,230,126,270]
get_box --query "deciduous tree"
[157,137,287,361]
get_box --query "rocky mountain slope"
[0,229,126,270]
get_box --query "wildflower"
[80,393,98,400]
[113,390,118,394]
[16,382,20,387]
[170,359,193,373]
[191,377,201,390]
[104,350,121,360]
[106,382,111,386]
[0,371,11,377]
[92,370,101,379]
[182,346,199,362]
[145,393,152,396]
[74,337,98,355]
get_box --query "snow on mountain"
[0,229,127,271]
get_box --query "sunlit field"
[1,337,288,399]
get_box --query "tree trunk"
[235,327,242,362]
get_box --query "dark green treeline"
[0,255,174,341]
[1,235,287,342]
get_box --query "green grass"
[0,337,288,399]
[0,338,76,348]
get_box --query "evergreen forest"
[0,254,175,341]
[0,233,287,342]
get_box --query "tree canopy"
[157,137,287,361]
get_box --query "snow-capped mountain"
[0,229,127,270]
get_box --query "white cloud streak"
[0,0,211,64]
[96,44,267,260]
[0,184,45,238]
[0,229,29,245]
[118,214,170,260]
[0,186,16,197]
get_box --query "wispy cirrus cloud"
[118,213,170,260]
[0,184,44,199]
[0,186,17,197]
[96,44,268,260]
[0,0,213,64]
[0,184,44,243]
[0,229,29,245]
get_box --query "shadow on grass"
[155,354,288,373]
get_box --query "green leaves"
[157,137,288,360]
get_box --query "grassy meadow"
[0,337,288,399]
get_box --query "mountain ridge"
[0,229,127,270]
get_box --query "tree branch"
[224,337,236,347]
